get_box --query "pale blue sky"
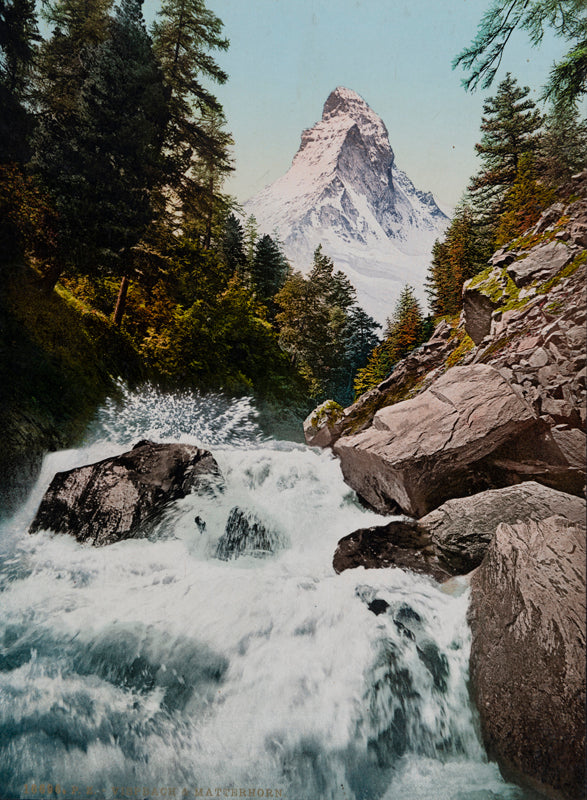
[145,0,576,210]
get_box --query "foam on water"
[0,387,528,799]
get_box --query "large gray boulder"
[469,515,586,800]
[506,241,578,287]
[29,440,222,545]
[421,482,587,573]
[333,364,538,517]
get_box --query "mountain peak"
[322,87,371,120]
[244,88,449,323]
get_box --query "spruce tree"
[151,0,232,223]
[354,285,425,397]
[0,0,39,163]
[36,0,112,117]
[468,73,542,249]
[538,104,587,188]
[251,233,287,304]
[494,154,556,246]
[426,204,485,317]
[221,213,246,277]
[471,73,543,195]
[33,0,169,310]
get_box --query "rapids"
[0,387,530,800]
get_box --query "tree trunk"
[113,275,129,326]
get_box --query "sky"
[144,0,577,211]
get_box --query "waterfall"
[0,387,527,800]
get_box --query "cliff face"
[305,172,587,514]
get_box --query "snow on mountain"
[244,87,450,324]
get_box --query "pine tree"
[243,214,258,271]
[151,0,232,225]
[275,247,358,401]
[453,0,587,109]
[467,73,543,251]
[36,0,112,117]
[221,212,246,277]
[354,285,425,397]
[471,73,543,196]
[537,103,587,188]
[250,233,287,305]
[33,0,169,312]
[0,0,39,163]
[426,204,485,316]
[494,153,556,246]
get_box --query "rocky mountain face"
[305,172,587,800]
[244,87,448,323]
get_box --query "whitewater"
[0,387,531,799]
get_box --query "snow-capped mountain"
[244,87,450,323]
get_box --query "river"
[0,387,531,800]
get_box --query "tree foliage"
[453,0,587,108]
[275,246,379,403]
[470,73,542,195]
[538,103,587,187]
[0,0,39,162]
[354,285,426,397]
[152,0,232,227]
[426,204,486,316]
[494,153,556,246]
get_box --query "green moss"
[498,295,529,314]
[476,333,514,361]
[507,215,570,252]
[445,332,475,368]
[467,266,520,310]
[309,399,344,429]
[544,299,564,315]
[344,373,422,435]
[536,251,586,295]
[467,266,494,290]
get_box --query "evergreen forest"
[0,0,585,469]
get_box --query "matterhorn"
[244,87,449,323]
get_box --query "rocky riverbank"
[304,173,587,800]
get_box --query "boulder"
[469,516,586,800]
[215,507,285,560]
[462,287,497,345]
[333,519,451,581]
[333,364,538,517]
[506,241,577,287]
[420,482,586,574]
[29,440,222,546]
[303,400,344,448]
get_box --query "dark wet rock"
[195,515,207,533]
[333,519,452,581]
[420,482,586,574]
[469,515,586,800]
[216,506,285,561]
[29,440,222,546]
[367,598,390,616]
